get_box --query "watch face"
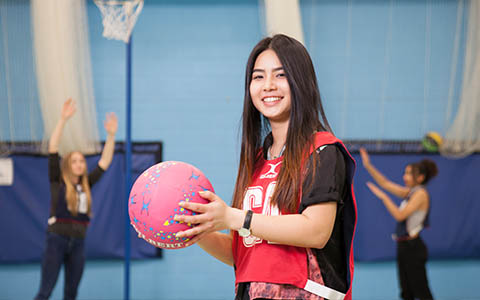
[238,228,251,237]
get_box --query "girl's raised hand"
[366,181,387,200]
[61,98,76,120]
[359,147,371,167]
[104,112,118,136]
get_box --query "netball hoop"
[94,0,144,43]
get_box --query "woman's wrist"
[227,207,247,231]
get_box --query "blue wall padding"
[352,153,480,261]
[0,152,157,263]
[1,153,479,262]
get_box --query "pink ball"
[128,161,213,249]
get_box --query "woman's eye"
[252,74,263,80]
[276,73,286,78]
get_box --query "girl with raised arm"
[360,147,437,300]
[35,98,118,300]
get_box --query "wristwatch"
[238,210,253,237]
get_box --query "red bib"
[232,132,357,300]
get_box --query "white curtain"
[262,0,304,44]
[31,0,100,155]
[441,0,480,158]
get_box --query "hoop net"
[94,0,144,43]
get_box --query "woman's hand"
[104,112,118,136]
[98,112,117,170]
[49,98,76,153]
[366,181,387,200]
[367,181,412,221]
[359,147,371,167]
[174,191,240,246]
[61,98,76,120]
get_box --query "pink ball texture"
[128,161,213,249]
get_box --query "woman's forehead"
[71,152,84,160]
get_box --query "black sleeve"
[299,144,347,213]
[88,164,105,187]
[301,144,349,293]
[48,153,61,183]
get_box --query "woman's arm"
[366,182,427,221]
[98,112,118,170]
[175,191,337,250]
[360,148,410,198]
[48,98,76,153]
[249,202,337,249]
[196,232,234,266]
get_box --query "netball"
[422,131,443,152]
[128,161,214,249]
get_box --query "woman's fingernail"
[179,201,185,206]
[198,191,205,195]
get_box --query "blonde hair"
[61,151,92,216]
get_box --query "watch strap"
[243,210,253,230]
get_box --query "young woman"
[359,148,437,300]
[35,98,117,300]
[174,34,357,300]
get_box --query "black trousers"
[35,232,86,300]
[397,237,434,300]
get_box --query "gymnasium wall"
[88,0,466,140]
[1,0,468,144]
[1,0,468,201]
[86,0,467,202]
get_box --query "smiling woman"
[250,49,292,128]
[172,34,358,300]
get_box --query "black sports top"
[47,153,104,238]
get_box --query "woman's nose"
[263,75,276,91]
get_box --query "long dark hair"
[232,34,331,213]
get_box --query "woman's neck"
[69,175,80,185]
[270,120,288,157]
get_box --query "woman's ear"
[416,174,426,184]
